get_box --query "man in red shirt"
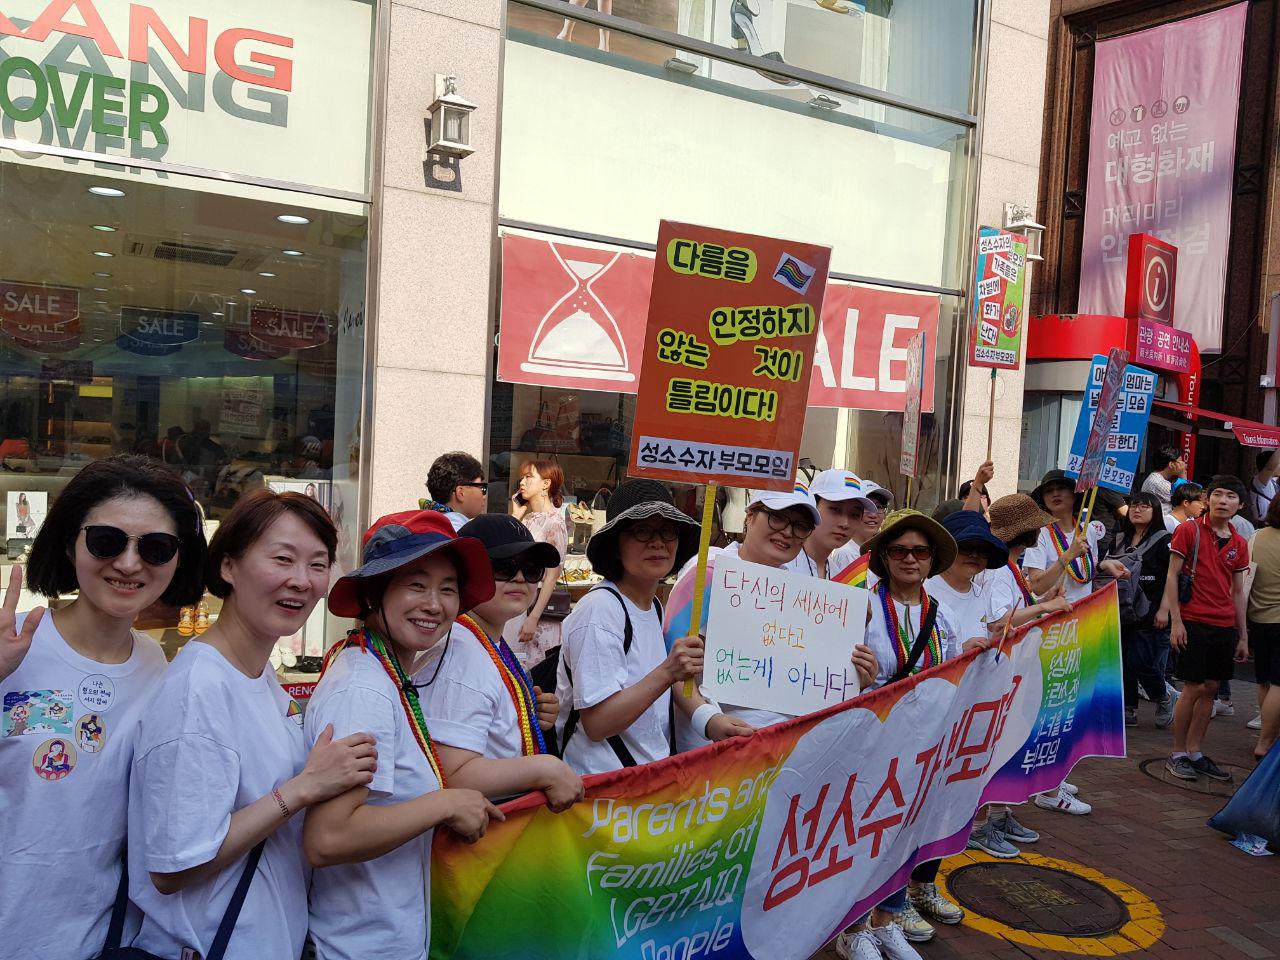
[1156,476,1251,782]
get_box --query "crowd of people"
[1,442,1276,960]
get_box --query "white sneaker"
[834,929,884,960]
[1035,786,1092,815]
[1213,701,1235,718]
[870,920,923,960]
[1248,714,1263,731]
[1061,781,1079,795]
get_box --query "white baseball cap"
[861,480,892,511]
[809,469,878,508]
[748,482,821,526]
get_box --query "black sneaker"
[1125,708,1138,726]
[1190,755,1232,782]
[1164,756,1197,781]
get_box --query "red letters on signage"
[21,0,122,56]
[214,28,294,91]
[128,8,209,72]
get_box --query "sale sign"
[250,308,330,350]
[900,332,926,478]
[1066,352,1156,494]
[0,279,80,343]
[628,222,831,491]
[967,227,1028,370]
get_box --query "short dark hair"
[427,451,484,504]
[1171,483,1204,508]
[958,480,990,501]
[1266,496,1280,530]
[1206,475,1248,512]
[1156,446,1183,468]
[27,455,206,607]
[205,489,337,598]
[1009,529,1039,549]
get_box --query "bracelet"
[272,786,292,820]
[692,703,720,740]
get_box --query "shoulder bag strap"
[101,847,131,953]
[205,841,267,960]
[1189,518,1203,579]
[887,600,940,686]
[560,587,640,767]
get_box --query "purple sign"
[1077,4,1247,353]
[1134,317,1193,374]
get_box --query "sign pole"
[1058,486,1100,592]
[985,368,997,461]
[683,481,718,698]
[905,476,914,510]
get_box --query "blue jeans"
[857,887,908,924]
[1123,624,1169,709]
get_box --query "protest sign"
[1065,353,1155,495]
[702,555,870,717]
[1071,348,1130,493]
[628,222,831,491]
[966,227,1028,370]
[900,331,926,479]
[430,586,1128,960]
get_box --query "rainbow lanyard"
[456,615,545,757]
[321,627,446,787]
[1049,521,1093,583]
[877,582,942,675]
[1009,561,1035,605]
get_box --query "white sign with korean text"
[704,555,870,717]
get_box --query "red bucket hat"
[328,510,494,618]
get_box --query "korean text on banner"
[703,556,869,717]
[900,332,927,477]
[429,586,1127,960]
[967,227,1028,370]
[629,222,831,490]
[1078,4,1247,353]
[1066,353,1156,494]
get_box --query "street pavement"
[813,678,1280,959]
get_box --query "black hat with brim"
[459,513,562,568]
[586,480,700,574]
[1031,469,1081,509]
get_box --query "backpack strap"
[206,841,267,960]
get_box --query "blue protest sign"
[115,333,182,357]
[1065,354,1157,494]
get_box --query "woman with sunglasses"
[555,480,707,774]
[670,488,879,751]
[0,456,205,960]
[129,491,377,960]
[833,509,960,960]
[417,513,584,810]
[304,510,504,960]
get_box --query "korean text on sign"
[704,556,870,718]
[1065,354,1157,494]
[628,221,831,491]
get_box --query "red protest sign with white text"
[628,221,831,491]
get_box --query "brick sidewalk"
[813,680,1280,959]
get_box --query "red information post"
[628,221,831,492]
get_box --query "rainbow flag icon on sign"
[773,253,816,294]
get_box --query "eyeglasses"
[758,508,815,540]
[956,545,989,559]
[81,525,180,566]
[457,482,489,494]
[491,560,546,583]
[885,544,934,562]
[625,523,682,544]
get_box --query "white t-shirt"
[420,620,524,760]
[555,582,671,775]
[981,563,1035,623]
[863,589,962,687]
[782,541,859,580]
[1253,477,1277,523]
[307,645,442,960]
[129,641,309,960]
[1164,513,1191,534]
[445,511,468,532]
[925,576,993,653]
[1022,521,1106,603]
[0,614,165,960]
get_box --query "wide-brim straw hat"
[988,494,1053,544]
[864,507,957,580]
[586,479,700,573]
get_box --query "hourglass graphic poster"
[498,234,653,392]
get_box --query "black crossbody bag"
[97,841,265,960]
[886,601,941,686]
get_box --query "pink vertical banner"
[1078,4,1247,353]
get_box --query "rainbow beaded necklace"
[1048,521,1093,584]
[456,614,545,756]
[1008,560,1035,605]
[320,626,446,786]
[877,581,942,675]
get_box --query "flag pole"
[985,368,997,462]
[683,481,718,699]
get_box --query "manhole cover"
[947,861,1129,936]
[1138,757,1246,797]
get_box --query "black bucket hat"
[586,479,700,573]
[1031,469,1082,510]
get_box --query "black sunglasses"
[82,525,181,566]
[456,481,489,494]
[491,559,546,584]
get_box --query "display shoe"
[177,606,195,637]
[194,601,210,635]
[909,883,964,925]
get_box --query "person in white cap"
[784,470,877,579]
[856,482,893,548]
[668,485,879,751]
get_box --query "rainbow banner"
[430,585,1124,960]
[831,552,869,588]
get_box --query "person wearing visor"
[784,470,877,579]
[554,480,707,774]
[670,486,879,751]
[420,513,584,811]
[304,510,504,960]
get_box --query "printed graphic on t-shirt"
[75,713,106,753]
[78,674,117,712]
[286,699,303,726]
[4,690,74,738]
[32,736,76,780]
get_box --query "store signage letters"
[0,278,79,343]
[250,307,328,350]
